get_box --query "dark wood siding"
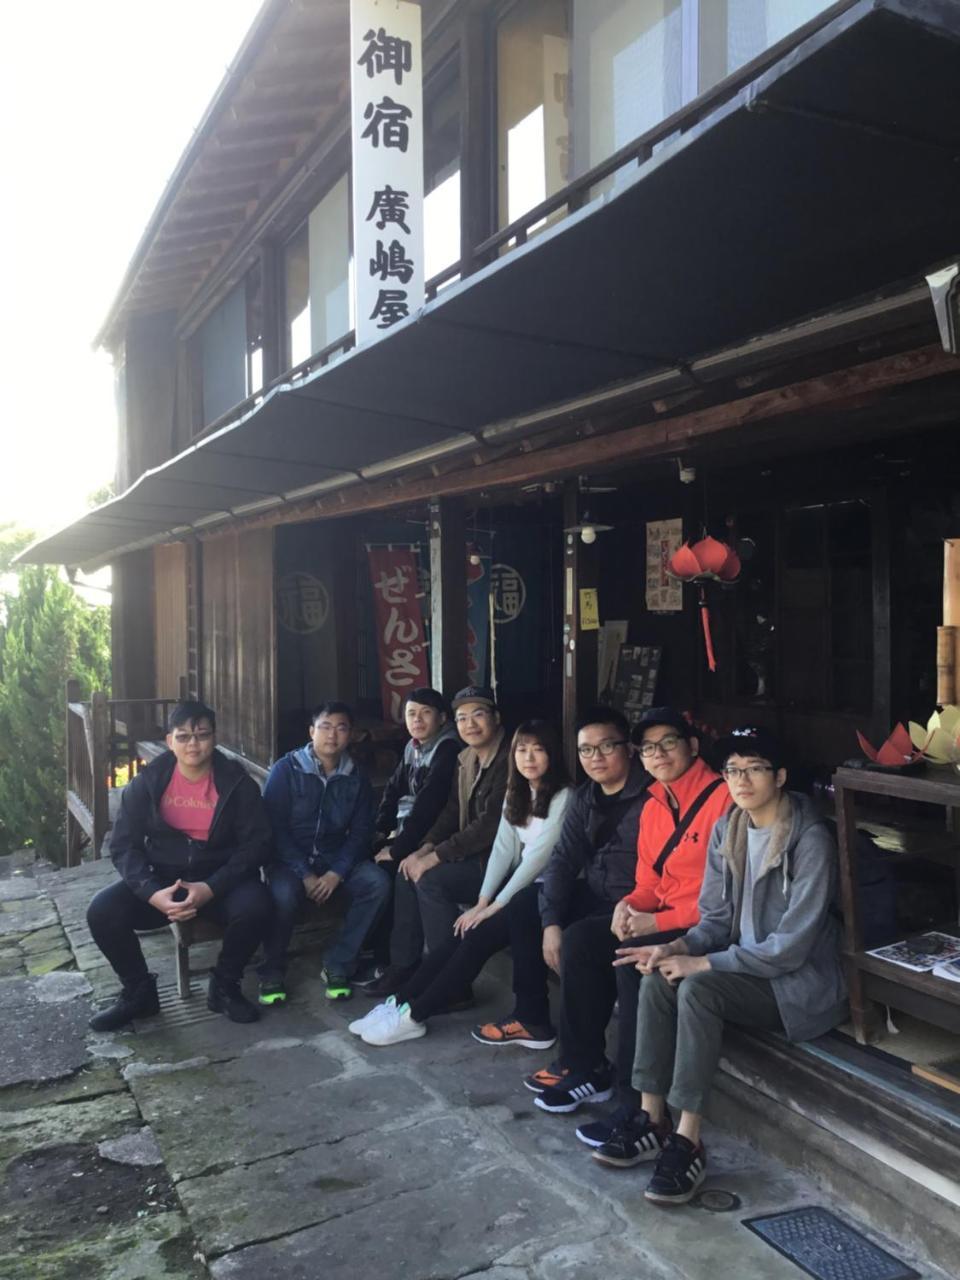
[201,528,275,765]
[153,543,189,699]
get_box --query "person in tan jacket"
[363,686,510,998]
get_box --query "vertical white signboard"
[351,0,424,346]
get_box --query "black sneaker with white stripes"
[575,1102,638,1149]
[533,1066,614,1114]
[644,1133,706,1204]
[592,1107,673,1167]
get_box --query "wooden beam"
[459,1,494,277]
[228,345,959,534]
[429,498,468,696]
[259,239,281,385]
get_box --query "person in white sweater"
[351,720,572,1047]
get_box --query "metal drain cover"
[743,1207,919,1280]
[696,1189,740,1212]
[132,976,221,1030]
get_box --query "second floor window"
[283,175,353,369]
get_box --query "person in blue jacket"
[257,701,388,1003]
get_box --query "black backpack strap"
[652,777,725,876]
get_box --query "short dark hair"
[310,700,354,726]
[168,700,216,733]
[402,687,450,717]
[576,705,630,739]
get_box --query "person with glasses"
[87,700,273,1031]
[533,707,730,1134]
[521,708,651,1110]
[363,685,510,1000]
[257,701,387,1003]
[604,726,845,1206]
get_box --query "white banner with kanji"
[351,0,424,345]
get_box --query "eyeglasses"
[173,730,214,744]
[638,734,683,758]
[455,710,492,724]
[721,764,774,780]
[577,739,627,759]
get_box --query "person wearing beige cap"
[363,686,510,1000]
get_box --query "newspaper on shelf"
[867,931,960,972]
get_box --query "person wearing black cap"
[533,706,730,1136]
[606,726,845,1206]
[363,685,510,998]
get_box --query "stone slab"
[0,975,91,1087]
[0,1209,205,1280]
[208,1164,583,1280]
[0,877,40,902]
[129,1042,401,1180]
[0,954,23,977]
[0,900,58,937]
[20,924,66,953]
[0,1092,141,1164]
[25,948,74,976]
[0,1063,125,1113]
[178,1112,500,1256]
[120,1000,338,1066]
[98,1125,164,1168]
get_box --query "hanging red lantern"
[667,537,742,673]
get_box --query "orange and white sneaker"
[522,1059,570,1093]
[472,1018,557,1050]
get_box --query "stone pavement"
[0,853,949,1280]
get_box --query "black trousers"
[87,877,272,986]
[396,883,551,1026]
[560,912,684,1094]
[390,857,488,968]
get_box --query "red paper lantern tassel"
[699,586,717,672]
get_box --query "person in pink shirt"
[86,701,272,1030]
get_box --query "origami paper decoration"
[908,705,960,764]
[856,723,926,767]
[667,537,742,672]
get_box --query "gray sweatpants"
[632,968,782,1115]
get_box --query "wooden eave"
[95,0,352,348]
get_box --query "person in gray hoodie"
[605,726,846,1205]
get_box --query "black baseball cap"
[630,707,693,742]
[717,726,785,771]
[452,685,497,711]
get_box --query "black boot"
[207,973,259,1024]
[89,974,160,1032]
[363,963,417,998]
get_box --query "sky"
[1,0,265,539]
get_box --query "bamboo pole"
[941,541,960,707]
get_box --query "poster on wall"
[350,0,424,346]
[611,644,663,727]
[367,546,430,723]
[646,518,683,612]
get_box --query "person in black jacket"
[86,700,273,1031]
[521,708,650,1119]
[359,688,460,983]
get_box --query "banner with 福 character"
[367,546,430,723]
[350,0,424,346]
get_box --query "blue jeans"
[258,859,390,981]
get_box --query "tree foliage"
[0,533,110,858]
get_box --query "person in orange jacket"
[535,708,730,1150]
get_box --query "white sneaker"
[348,996,396,1036]
[360,1001,426,1046]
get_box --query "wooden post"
[561,482,599,776]
[943,540,960,706]
[91,691,110,860]
[429,498,468,696]
[834,777,881,1043]
[459,0,493,277]
[65,678,82,868]
[259,239,281,386]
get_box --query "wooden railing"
[63,680,180,867]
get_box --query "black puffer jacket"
[110,750,272,902]
[539,759,650,928]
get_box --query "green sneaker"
[258,980,287,1007]
[323,969,352,1001]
